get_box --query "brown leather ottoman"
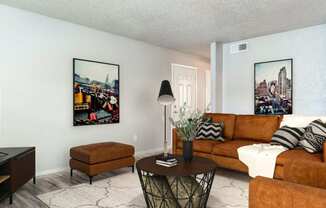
[69,142,135,184]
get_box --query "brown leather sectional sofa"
[172,113,325,179]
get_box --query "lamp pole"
[158,80,175,158]
[163,105,168,157]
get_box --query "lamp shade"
[158,80,175,105]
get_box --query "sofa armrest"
[249,177,326,208]
[323,142,326,162]
[283,160,326,189]
[172,128,179,154]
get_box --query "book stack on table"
[155,154,178,167]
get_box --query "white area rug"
[38,171,249,208]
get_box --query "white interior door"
[171,64,197,119]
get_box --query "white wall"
[0,5,209,174]
[223,24,326,115]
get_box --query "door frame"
[171,63,198,115]
[170,63,198,152]
[205,69,211,112]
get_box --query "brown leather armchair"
[249,160,326,208]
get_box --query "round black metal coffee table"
[136,155,216,208]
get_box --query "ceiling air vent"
[230,42,248,54]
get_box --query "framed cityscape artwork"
[73,58,120,126]
[254,59,293,115]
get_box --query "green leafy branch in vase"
[169,103,204,142]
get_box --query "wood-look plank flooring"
[0,168,133,208]
[0,151,158,208]
[0,151,243,208]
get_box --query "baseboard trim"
[135,148,163,158]
[37,167,69,177]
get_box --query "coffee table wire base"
[137,169,216,208]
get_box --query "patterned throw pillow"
[299,119,326,153]
[196,121,224,141]
[270,126,305,149]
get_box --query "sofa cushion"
[234,115,281,142]
[70,142,135,164]
[205,113,236,139]
[211,155,249,173]
[249,176,326,208]
[276,149,322,166]
[177,140,183,149]
[177,139,221,153]
[70,156,134,176]
[212,140,258,158]
[284,160,326,189]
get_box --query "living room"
[0,1,326,208]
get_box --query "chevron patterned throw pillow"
[196,121,224,141]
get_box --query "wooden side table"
[136,155,216,208]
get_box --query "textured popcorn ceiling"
[1,0,326,58]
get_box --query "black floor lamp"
[158,80,175,158]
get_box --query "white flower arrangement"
[169,104,204,142]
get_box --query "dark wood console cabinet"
[0,147,35,204]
